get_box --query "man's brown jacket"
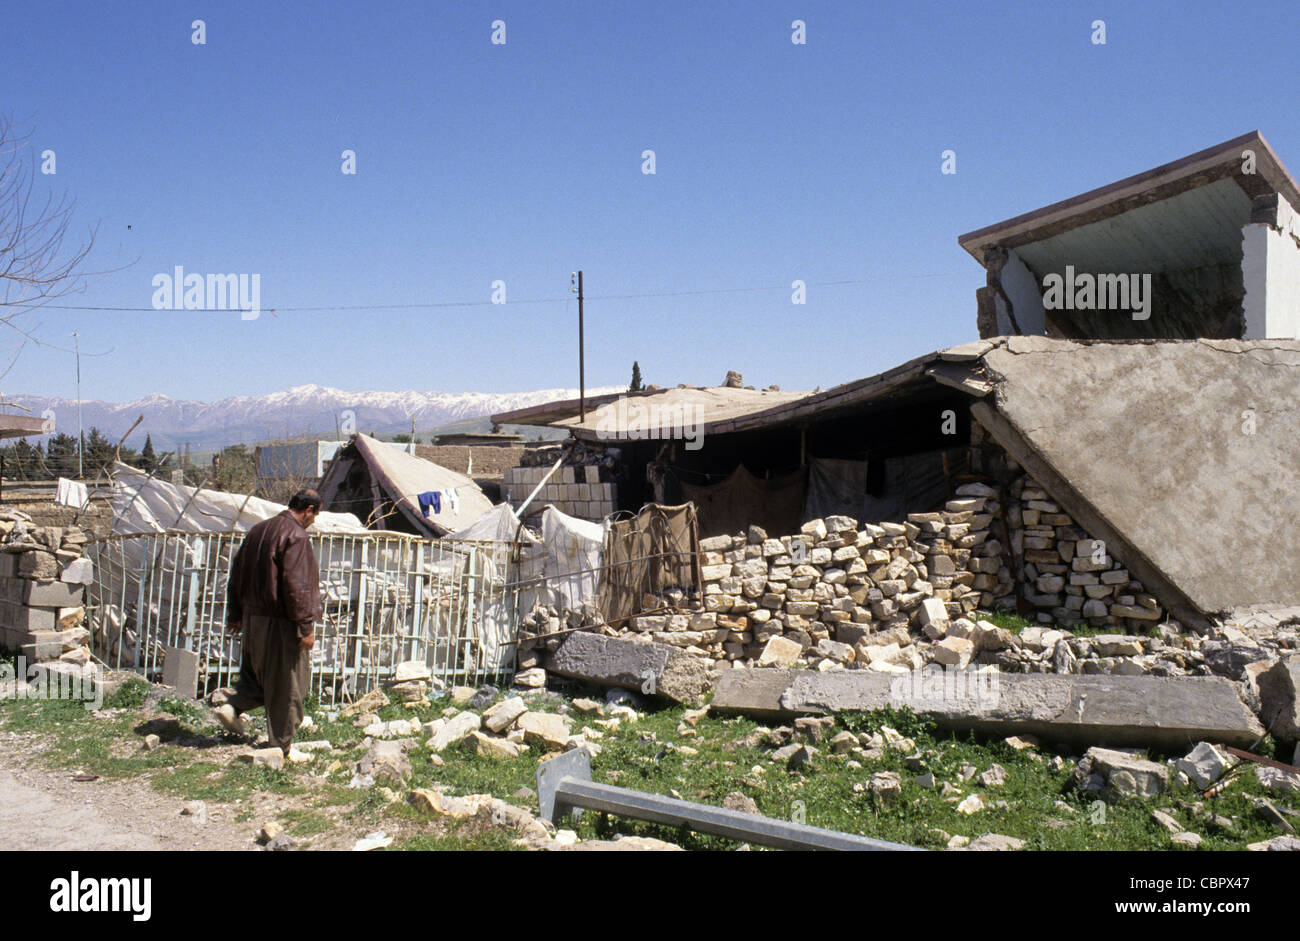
[226,511,322,638]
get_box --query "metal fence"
[85,530,525,697]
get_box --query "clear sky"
[4,0,1298,404]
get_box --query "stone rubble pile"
[601,474,1200,676]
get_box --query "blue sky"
[4,0,1298,403]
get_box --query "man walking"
[214,490,323,757]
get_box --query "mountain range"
[4,383,621,452]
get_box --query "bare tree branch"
[0,113,98,326]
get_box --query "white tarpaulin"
[541,505,604,610]
[110,462,367,535]
[447,503,605,612]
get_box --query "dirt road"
[0,729,257,851]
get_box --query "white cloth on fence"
[541,505,605,610]
[56,477,89,510]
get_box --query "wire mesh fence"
[85,530,523,697]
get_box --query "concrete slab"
[712,669,1264,750]
[979,339,1300,617]
[161,647,200,699]
[1259,657,1300,742]
[544,632,711,705]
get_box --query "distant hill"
[6,383,617,453]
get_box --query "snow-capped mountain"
[5,383,622,452]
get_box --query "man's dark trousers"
[226,615,311,753]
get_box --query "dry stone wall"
[994,470,1165,631]
[0,509,94,671]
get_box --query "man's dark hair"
[288,489,323,512]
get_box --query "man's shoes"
[214,704,248,736]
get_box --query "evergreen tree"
[630,361,643,392]
[140,434,157,471]
[45,433,78,478]
[82,427,115,478]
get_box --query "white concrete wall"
[995,249,1047,335]
[1242,195,1300,339]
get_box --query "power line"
[31,271,970,314]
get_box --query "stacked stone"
[0,511,94,671]
[1000,472,1163,630]
[626,494,997,666]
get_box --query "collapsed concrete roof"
[970,336,1300,622]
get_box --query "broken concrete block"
[239,748,285,771]
[483,696,528,733]
[1258,658,1300,742]
[161,646,200,699]
[757,636,803,667]
[917,598,948,629]
[1255,765,1300,793]
[393,660,432,683]
[513,667,547,688]
[1084,747,1168,799]
[544,631,711,705]
[1246,835,1300,851]
[467,730,525,759]
[931,636,974,667]
[516,711,571,749]
[59,557,94,585]
[428,710,481,752]
[1174,742,1230,790]
[359,739,413,785]
[711,670,1265,749]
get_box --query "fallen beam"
[711,669,1265,750]
[537,749,921,851]
[544,631,713,705]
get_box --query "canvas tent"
[318,434,494,536]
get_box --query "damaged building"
[493,134,1300,676]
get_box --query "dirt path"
[0,729,258,851]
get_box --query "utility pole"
[72,331,83,479]
[572,271,585,422]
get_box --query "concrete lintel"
[712,669,1265,750]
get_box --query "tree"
[629,361,643,392]
[0,115,98,329]
[139,434,156,470]
[44,432,77,477]
[211,444,257,494]
[82,426,114,478]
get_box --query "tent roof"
[319,434,493,536]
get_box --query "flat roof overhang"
[958,131,1300,268]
